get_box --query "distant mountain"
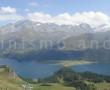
[0,20,93,34]
[62,31,110,50]
[0,20,93,52]
[0,20,110,62]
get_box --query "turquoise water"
[0,59,110,79]
[0,59,61,79]
[72,63,110,76]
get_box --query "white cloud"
[0,9,110,28]
[29,2,39,7]
[27,12,110,27]
[0,6,16,14]
[28,12,52,23]
[0,6,23,22]
[0,14,24,21]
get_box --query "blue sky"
[0,0,109,15]
[0,0,110,27]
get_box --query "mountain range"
[0,20,110,62]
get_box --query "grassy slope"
[0,67,110,90]
[0,67,75,90]
[96,82,110,90]
[33,83,75,90]
[0,68,24,90]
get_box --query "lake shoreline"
[36,60,97,67]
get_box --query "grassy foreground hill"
[0,66,24,90]
[0,66,110,90]
[0,66,75,90]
